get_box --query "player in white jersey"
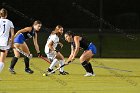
[0,8,14,76]
[45,25,68,75]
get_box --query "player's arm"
[14,27,32,38]
[10,27,14,48]
[33,32,40,53]
[58,42,63,48]
[48,40,55,52]
[48,35,58,52]
[66,45,75,63]
[71,36,80,60]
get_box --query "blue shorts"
[14,33,26,44]
[87,43,97,54]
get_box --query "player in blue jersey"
[9,20,42,74]
[64,31,96,76]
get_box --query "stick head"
[28,54,33,59]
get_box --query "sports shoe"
[25,68,34,74]
[84,72,95,77]
[92,73,96,76]
[47,68,55,73]
[9,68,16,74]
[63,71,69,74]
[59,71,69,75]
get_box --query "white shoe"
[84,72,93,77]
[84,72,96,77]
[92,73,96,76]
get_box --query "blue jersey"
[71,36,97,54]
[14,27,35,44]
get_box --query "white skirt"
[0,43,11,50]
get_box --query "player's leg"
[0,50,7,73]
[56,52,69,75]
[47,57,58,72]
[21,42,34,74]
[9,43,20,74]
[80,50,94,76]
[46,52,58,72]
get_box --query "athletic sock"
[59,60,64,72]
[81,61,91,73]
[0,62,4,73]
[49,58,58,69]
[88,62,94,74]
[24,57,29,68]
[10,57,18,68]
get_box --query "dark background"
[0,0,140,57]
[0,0,140,29]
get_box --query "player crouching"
[44,25,68,75]
[64,31,96,77]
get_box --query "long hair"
[0,8,8,17]
[51,25,63,35]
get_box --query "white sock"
[0,62,4,73]
[49,59,58,69]
[59,60,64,72]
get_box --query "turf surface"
[0,58,140,93]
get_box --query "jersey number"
[3,24,6,33]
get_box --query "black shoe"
[9,68,16,74]
[25,68,34,74]
[64,71,69,74]
[59,71,69,75]
[47,68,55,73]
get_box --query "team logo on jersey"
[27,33,32,38]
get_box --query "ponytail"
[51,25,63,34]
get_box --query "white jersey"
[0,18,14,46]
[45,34,59,53]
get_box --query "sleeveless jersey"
[71,36,90,50]
[22,27,35,40]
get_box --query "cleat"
[84,72,94,77]
[47,68,55,73]
[63,71,69,74]
[25,68,34,74]
[59,71,69,75]
[92,73,96,76]
[9,68,16,74]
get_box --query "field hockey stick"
[39,56,51,64]
[44,61,72,76]
[14,48,33,58]
[39,56,58,68]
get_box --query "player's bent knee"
[79,56,86,62]
[56,55,64,60]
[15,55,20,58]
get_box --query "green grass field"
[0,58,140,93]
